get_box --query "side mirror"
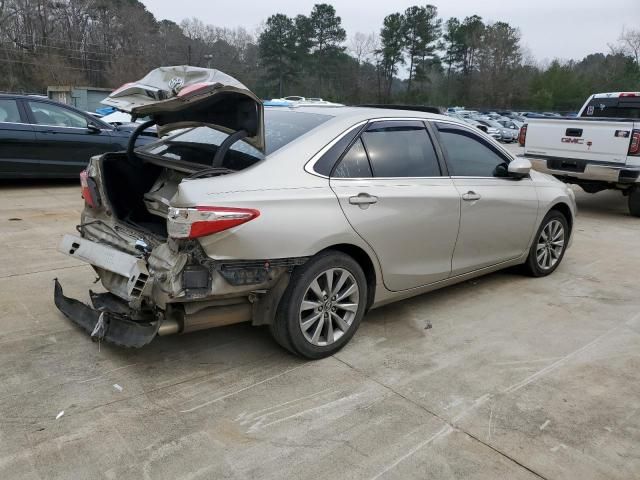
[87,122,101,133]
[508,157,532,178]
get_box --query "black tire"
[629,187,640,217]
[270,250,367,359]
[523,210,569,277]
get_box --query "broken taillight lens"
[80,169,96,208]
[167,206,260,239]
[629,130,640,156]
[518,124,528,146]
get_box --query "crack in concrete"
[0,263,87,279]
[332,355,549,480]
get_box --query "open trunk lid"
[101,65,265,153]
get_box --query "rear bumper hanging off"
[53,279,159,348]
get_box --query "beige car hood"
[101,66,264,153]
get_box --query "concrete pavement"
[0,169,638,479]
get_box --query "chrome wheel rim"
[536,219,565,270]
[299,268,360,346]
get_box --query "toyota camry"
[54,66,576,359]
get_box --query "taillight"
[167,206,260,239]
[80,169,96,208]
[629,130,640,156]
[518,124,528,146]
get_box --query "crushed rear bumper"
[53,279,159,348]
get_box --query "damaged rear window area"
[137,109,332,170]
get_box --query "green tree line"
[0,0,638,111]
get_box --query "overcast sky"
[142,0,638,64]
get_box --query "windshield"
[138,109,332,169]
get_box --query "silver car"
[55,67,576,359]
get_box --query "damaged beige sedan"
[55,66,576,359]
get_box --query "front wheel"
[629,187,640,217]
[523,210,569,277]
[270,251,367,359]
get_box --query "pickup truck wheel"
[629,187,640,217]
[270,251,367,359]
[523,211,569,277]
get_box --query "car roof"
[264,104,448,123]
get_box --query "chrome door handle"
[462,191,481,201]
[349,193,378,208]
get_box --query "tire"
[270,250,367,359]
[629,187,640,217]
[523,210,569,277]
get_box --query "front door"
[25,100,117,177]
[435,122,539,275]
[330,120,461,291]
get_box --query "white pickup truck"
[519,92,640,216]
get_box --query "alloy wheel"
[535,219,565,270]
[299,268,360,346]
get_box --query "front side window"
[0,99,22,123]
[333,138,372,178]
[361,122,441,177]
[436,123,510,177]
[27,101,88,128]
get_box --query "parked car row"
[446,109,523,143]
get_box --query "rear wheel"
[523,210,569,277]
[629,187,640,217]
[270,250,367,359]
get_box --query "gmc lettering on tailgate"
[561,137,584,144]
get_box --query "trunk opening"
[100,153,169,237]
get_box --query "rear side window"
[436,123,510,177]
[0,99,22,123]
[333,138,372,178]
[140,109,332,169]
[581,97,640,119]
[361,122,441,177]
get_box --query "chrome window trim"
[329,176,453,181]
[0,121,34,126]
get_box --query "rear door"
[25,100,118,177]
[435,122,538,275]
[330,120,461,291]
[0,98,37,177]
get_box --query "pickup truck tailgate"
[524,118,635,164]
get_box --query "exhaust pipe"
[157,301,252,336]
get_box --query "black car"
[0,94,154,178]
